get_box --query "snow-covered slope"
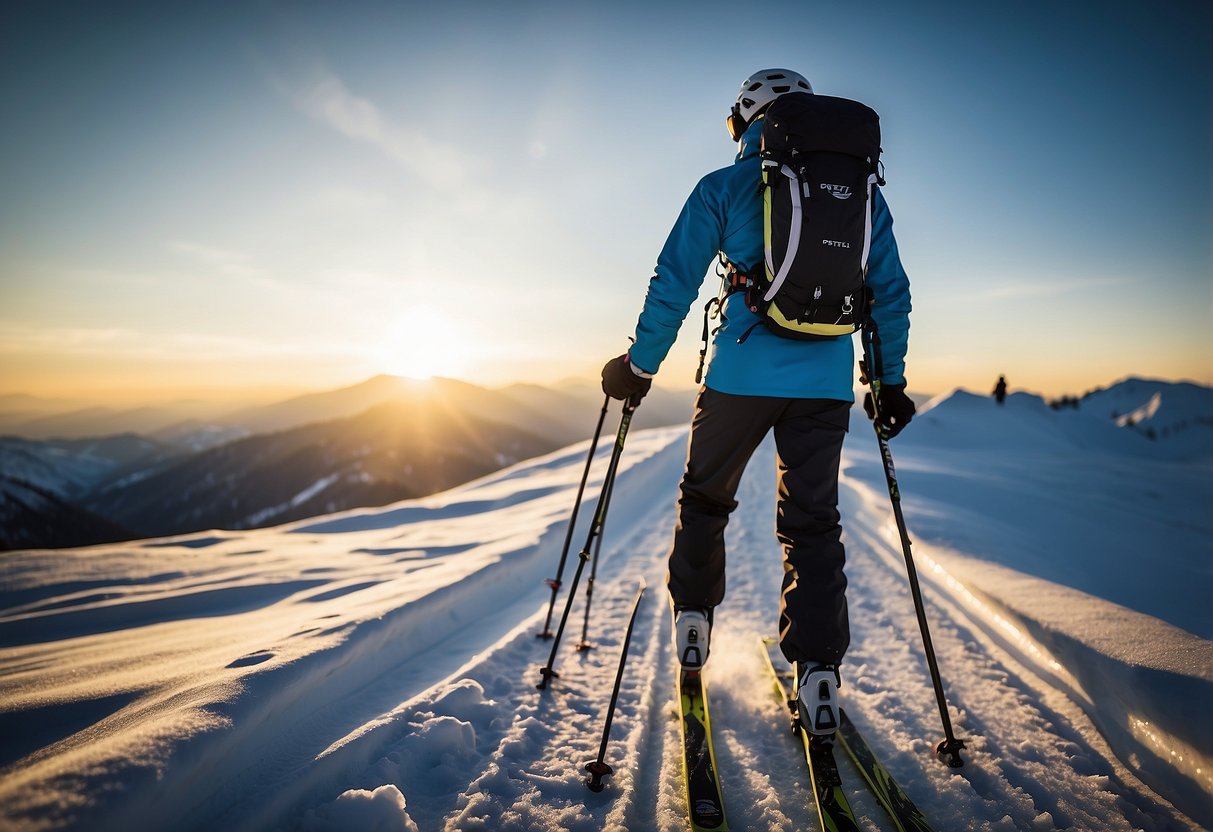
[887,389,1212,638]
[0,389,1209,831]
[0,435,172,500]
[1080,377,1213,457]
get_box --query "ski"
[761,638,934,832]
[678,669,728,831]
[838,708,934,832]
[760,639,861,832]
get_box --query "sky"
[1,0,1210,405]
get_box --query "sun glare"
[375,306,469,380]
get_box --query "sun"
[374,305,470,380]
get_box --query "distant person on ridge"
[993,375,1007,405]
[599,68,914,737]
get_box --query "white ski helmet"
[727,68,813,141]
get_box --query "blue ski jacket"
[628,117,911,400]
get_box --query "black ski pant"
[667,387,851,666]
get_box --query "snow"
[0,440,113,499]
[241,474,341,527]
[0,385,1209,831]
[301,784,420,832]
[1080,377,1213,456]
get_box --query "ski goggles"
[726,104,747,142]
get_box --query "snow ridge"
[0,386,1209,831]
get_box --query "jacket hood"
[735,117,765,162]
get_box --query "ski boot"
[674,607,711,680]
[796,662,841,737]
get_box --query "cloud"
[960,274,1133,303]
[168,241,263,280]
[285,68,480,190]
[0,325,136,352]
[0,324,366,362]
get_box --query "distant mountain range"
[0,376,697,550]
[4,374,1205,552]
[0,393,250,444]
[0,478,136,551]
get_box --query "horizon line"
[2,370,1208,413]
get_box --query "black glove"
[863,383,915,439]
[601,354,652,401]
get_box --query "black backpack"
[738,92,884,341]
[694,93,885,381]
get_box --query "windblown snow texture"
[0,382,1209,831]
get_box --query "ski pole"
[538,394,611,639]
[576,445,619,652]
[584,579,647,792]
[860,326,966,768]
[538,395,640,689]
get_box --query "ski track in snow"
[0,404,1207,831]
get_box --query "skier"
[993,375,1007,404]
[600,68,914,736]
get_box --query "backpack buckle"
[717,253,752,294]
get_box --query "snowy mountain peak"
[1082,378,1213,453]
[912,380,1212,458]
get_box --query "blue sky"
[1,0,1209,402]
